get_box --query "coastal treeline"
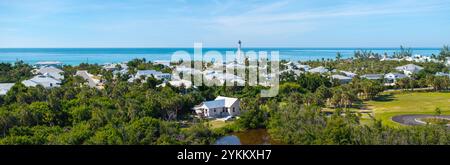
[0,46,449,145]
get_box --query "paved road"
[392,115,450,126]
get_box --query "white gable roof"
[215,96,238,107]
[0,83,15,95]
[395,64,424,73]
[36,66,64,80]
[309,66,329,73]
[201,96,239,109]
[22,75,61,88]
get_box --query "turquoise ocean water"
[0,48,441,66]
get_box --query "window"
[233,107,235,112]
[214,109,216,113]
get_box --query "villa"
[175,66,203,75]
[294,64,311,71]
[204,72,245,85]
[436,72,450,78]
[167,79,193,88]
[0,83,15,96]
[75,70,104,89]
[340,71,357,78]
[193,96,240,118]
[22,74,61,88]
[384,73,407,86]
[361,74,384,80]
[332,75,353,84]
[103,63,129,75]
[33,66,64,80]
[308,66,329,74]
[35,61,63,68]
[395,64,424,76]
[128,70,172,82]
[154,60,171,67]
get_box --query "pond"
[214,129,280,145]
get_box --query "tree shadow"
[373,94,395,102]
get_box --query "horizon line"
[0,47,445,49]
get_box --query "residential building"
[128,70,172,82]
[341,71,357,78]
[34,66,64,80]
[332,75,352,84]
[436,72,450,78]
[0,83,15,96]
[35,61,62,68]
[308,66,329,74]
[361,74,384,80]
[193,96,240,118]
[395,64,424,76]
[22,74,61,88]
[384,73,407,86]
[76,70,104,89]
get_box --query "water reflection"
[215,129,278,145]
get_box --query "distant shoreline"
[0,47,442,66]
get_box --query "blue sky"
[0,0,450,48]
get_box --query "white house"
[34,66,64,80]
[384,73,407,86]
[159,79,193,88]
[436,72,450,78]
[35,61,62,68]
[332,75,352,84]
[153,60,171,67]
[294,64,311,71]
[395,64,424,76]
[0,83,15,96]
[193,96,240,118]
[361,74,384,80]
[75,70,104,89]
[128,70,172,82]
[308,66,329,74]
[22,74,61,88]
[340,71,357,78]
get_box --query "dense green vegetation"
[0,46,449,145]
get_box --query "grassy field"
[207,120,235,129]
[366,92,450,127]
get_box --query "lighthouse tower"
[236,40,243,64]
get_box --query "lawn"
[366,92,450,127]
[206,120,235,129]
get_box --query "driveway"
[392,115,450,126]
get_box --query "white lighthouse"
[236,40,244,64]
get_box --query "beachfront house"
[294,64,311,71]
[341,71,357,78]
[193,96,240,118]
[35,61,62,68]
[75,70,104,89]
[436,72,450,78]
[384,73,407,86]
[103,63,129,76]
[34,66,64,80]
[204,71,245,85]
[154,60,171,68]
[0,83,15,96]
[308,66,329,74]
[395,64,424,76]
[22,74,61,88]
[128,70,172,82]
[331,75,353,84]
[361,74,384,80]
